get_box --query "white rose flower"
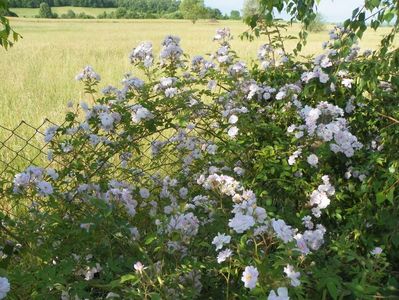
[217,248,232,263]
[0,277,10,300]
[284,264,301,287]
[307,154,319,167]
[268,287,289,300]
[228,126,239,138]
[212,233,231,251]
[241,266,259,289]
[228,214,255,233]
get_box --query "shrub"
[230,10,241,20]
[162,11,184,19]
[76,12,94,19]
[97,11,107,18]
[1,17,398,300]
[114,6,126,18]
[179,0,206,23]
[304,13,326,32]
[37,2,56,18]
[60,9,77,18]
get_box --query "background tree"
[179,0,205,24]
[37,1,55,17]
[205,7,223,20]
[230,9,241,20]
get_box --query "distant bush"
[37,2,57,18]
[230,10,241,20]
[59,9,94,19]
[304,13,326,32]
[76,11,94,18]
[60,9,75,18]
[205,7,225,20]
[98,9,159,19]
[163,11,183,19]
[114,6,125,18]
[9,0,117,8]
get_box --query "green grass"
[11,6,115,18]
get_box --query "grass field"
[12,6,115,18]
[0,18,396,133]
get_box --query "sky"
[204,0,365,23]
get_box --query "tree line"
[9,0,116,8]
[7,0,242,20]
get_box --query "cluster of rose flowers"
[5,26,384,299]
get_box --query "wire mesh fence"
[0,119,64,176]
[0,118,185,221]
[0,118,188,186]
[0,113,222,215]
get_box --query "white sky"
[204,0,366,22]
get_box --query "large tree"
[179,0,205,24]
[230,10,241,20]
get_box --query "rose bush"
[1,17,398,300]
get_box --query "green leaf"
[386,188,394,204]
[326,281,338,300]
[150,293,161,300]
[145,234,157,245]
[376,192,385,205]
[120,274,138,284]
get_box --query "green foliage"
[0,0,21,49]
[8,0,235,20]
[163,10,183,19]
[205,7,224,20]
[37,1,56,17]
[304,13,325,32]
[0,0,18,17]
[9,0,117,8]
[1,0,399,299]
[60,8,75,18]
[244,0,399,55]
[2,24,398,298]
[116,0,179,15]
[97,8,158,19]
[0,8,18,16]
[230,10,241,20]
[179,0,206,23]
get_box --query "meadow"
[0,18,396,133]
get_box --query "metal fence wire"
[0,119,65,176]
[0,118,190,186]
